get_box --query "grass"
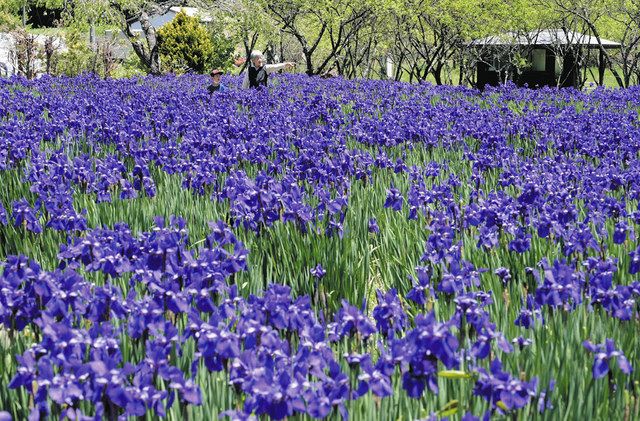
[396,65,630,88]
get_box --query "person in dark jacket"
[241,50,295,89]
[207,68,226,94]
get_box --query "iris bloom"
[582,339,632,379]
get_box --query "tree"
[0,0,22,30]
[9,28,40,79]
[452,0,553,86]
[389,0,464,84]
[68,1,235,76]
[101,0,189,75]
[378,0,544,84]
[66,0,170,75]
[206,26,235,71]
[333,14,380,78]
[537,0,625,87]
[157,10,213,73]
[55,27,94,76]
[96,34,120,77]
[115,2,165,75]
[261,0,373,76]
[212,0,276,73]
[43,35,60,74]
[600,0,640,87]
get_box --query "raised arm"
[264,62,294,74]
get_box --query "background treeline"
[1,0,639,87]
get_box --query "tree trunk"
[44,36,55,74]
[239,32,258,74]
[141,12,160,75]
[598,49,605,86]
[394,54,404,81]
[125,11,161,75]
[432,64,443,85]
[304,50,314,76]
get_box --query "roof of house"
[168,6,211,20]
[470,29,621,49]
[129,6,212,32]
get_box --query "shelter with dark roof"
[469,29,621,89]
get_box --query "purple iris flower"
[612,222,627,244]
[368,218,380,234]
[334,300,376,339]
[599,285,636,321]
[310,264,326,279]
[473,358,538,410]
[6,72,640,421]
[517,182,541,206]
[537,379,555,414]
[438,259,483,295]
[422,222,460,264]
[384,187,403,211]
[629,245,640,275]
[372,288,407,338]
[534,259,584,310]
[582,339,632,379]
[11,199,42,234]
[477,225,499,250]
[0,203,7,225]
[512,336,533,350]
[495,267,512,285]
[393,312,460,398]
[407,266,433,306]
[119,179,138,200]
[461,412,491,421]
[536,215,552,238]
[461,413,479,421]
[509,229,531,253]
[515,295,544,329]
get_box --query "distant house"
[469,29,621,89]
[0,32,66,78]
[128,7,212,32]
[104,7,213,60]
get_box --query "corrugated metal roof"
[470,29,620,48]
[129,7,213,31]
[168,7,212,21]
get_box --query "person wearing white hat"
[242,50,295,89]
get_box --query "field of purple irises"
[0,74,639,420]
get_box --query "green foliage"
[65,0,125,31]
[33,0,66,8]
[0,11,20,31]
[157,10,214,74]
[0,0,21,31]
[218,0,278,54]
[205,20,235,71]
[55,29,94,76]
[111,50,147,78]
